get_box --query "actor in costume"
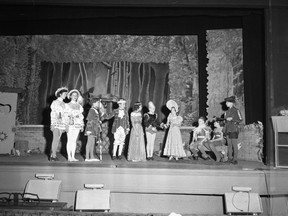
[108,98,130,160]
[189,117,211,160]
[84,100,105,162]
[50,87,68,161]
[163,100,186,160]
[204,118,226,162]
[127,102,146,162]
[143,101,161,160]
[66,89,84,162]
[223,96,243,165]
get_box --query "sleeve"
[79,105,84,126]
[232,108,243,123]
[126,111,130,129]
[130,113,135,128]
[105,110,115,120]
[151,114,161,127]
[175,116,183,126]
[62,104,70,125]
[50,101,58,126]
[85,110,94,132]
[143,113,150,127]
[167,113,172,126]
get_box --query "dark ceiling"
[0,4,264,35]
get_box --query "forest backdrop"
[0,30,244,126]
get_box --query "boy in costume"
[223,96,243,165]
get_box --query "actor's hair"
[133,102,142,111]
[56,89,68,98]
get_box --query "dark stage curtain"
[242,14,265,124]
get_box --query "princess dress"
[163,114,186,159]
[127,111,146,162]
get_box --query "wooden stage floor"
[0,152,267,171]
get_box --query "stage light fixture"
[84,184,104,189]
[232,186,252,192]
[35,173,54,180]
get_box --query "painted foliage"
[36,35,198,126]
[38,61,170,125]
[206,29,245,122]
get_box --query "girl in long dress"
[66,89,84,162]
[163,100,186,160]
[127,102,146,162]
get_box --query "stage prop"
[271,116,288,168]
[75,183,110,212]
[0,88,20,154]
[225,186,262,215]
[14,121,264,162]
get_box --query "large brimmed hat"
[55,87,68,97]
[67,89,81,99]
[224,95,236,103]
[117,98,126,104]
[166,99,178,112]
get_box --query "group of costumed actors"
[50,86,241,164]
[50,87,84,162]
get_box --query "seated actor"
[204,118,226,162]
[189,117,211,160]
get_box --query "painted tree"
[206,29,245,122]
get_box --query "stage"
[0,153,287,215]
[0,152,266,170]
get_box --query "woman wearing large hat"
[65,89,84,162]
[49,87,68,161]
[163,100,186,160]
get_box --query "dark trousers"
[227,137,238,161]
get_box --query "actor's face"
[138,105,142,111]
[226,101,233,108]
[149,103,155,113]
[198,118,205,125]
[171,107,176,115]
[60,92,67,99]
[119,103,125,109]
[214,121,220,128]
[71,92,78,101]
[92,101,99,108]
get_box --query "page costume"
[50,87,68,160]
[66,89,84,161]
